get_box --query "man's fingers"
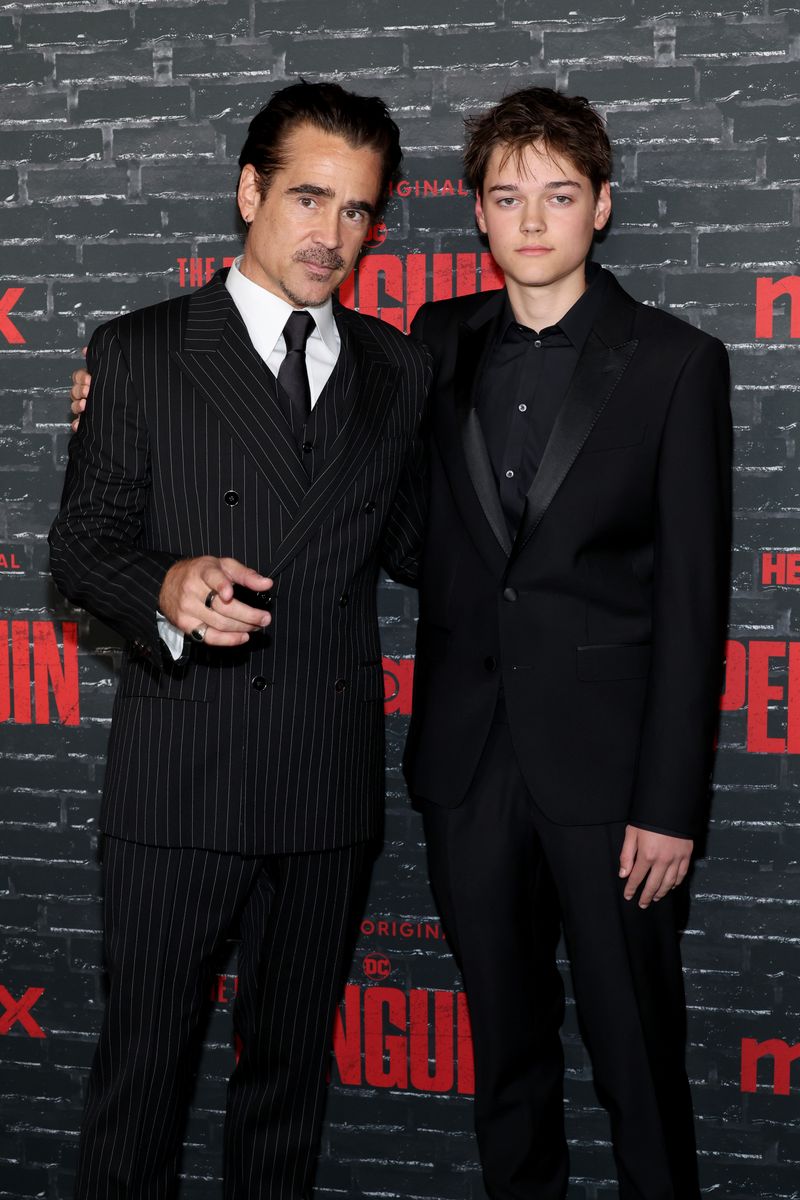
[623,856,650,901]
[218,557,272,592]
[619,825,638,878]
[652,864,679,903]
[638,862,670,908]
[198,629,251,648]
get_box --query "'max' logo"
[741,1038,800,1095]
[755,276,800,338]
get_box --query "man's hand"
[160,557,273,648]
[619,825,693,909]
[70,355,90,432]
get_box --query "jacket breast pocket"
[577,643,651,681]
[582,423,647,454]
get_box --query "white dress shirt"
[158,258,342,659]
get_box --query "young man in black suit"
[404,88,731,1199]
[51,81,429,1199]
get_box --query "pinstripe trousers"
[74,835,374,1200]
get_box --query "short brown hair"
[238,79,402,211]
[463,87,612,197]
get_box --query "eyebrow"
[486,180,583,194]
[284,183,377,217]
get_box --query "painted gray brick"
[567,65,695,102]
[409,29,537,68]
[637,146,759,183]
[55,48,155,84]
[76,84,191,123]
[701,60,800,102]
[285,34,404,75]
[20,8,132,47]
[677,20,791,58]
[134,1,250,44]
[544,26,655,63]
[0,129,103,164]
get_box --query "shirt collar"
[498,261,607,353]
[225,256,339,357]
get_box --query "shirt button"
[534,339,542,348]
[302,441,314,454]
[505,469,514,479]
[251,675,267,691]
[334,677,348,693]
[519,403,527,412]
[503,586,518,603]
[484,656,497,672]
[224,490,239,506]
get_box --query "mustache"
[293,249,346,271]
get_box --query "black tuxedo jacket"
[405,269,732,839]
[50,272,430,855]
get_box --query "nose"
[312,206,343,249]
[520,202,545,234]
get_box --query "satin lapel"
[455,315,514,558]
[267,309,399,577]
[171,276,307,515]
[434,290,511,576]
[512,331,639,559]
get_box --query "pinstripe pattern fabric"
[75,836,373,1200]
[49,270,431,855]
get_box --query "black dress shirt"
[476,263,608,535]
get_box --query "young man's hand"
[619,826,693,909]
[70,351,90,432]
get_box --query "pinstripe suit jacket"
[50,271,430,855]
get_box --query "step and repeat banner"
[1,2,799,1197]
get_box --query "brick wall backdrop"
[1,2,799,1197]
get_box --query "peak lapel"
[267,307,399,578]
[171,275,308,515]
[512,276,639,560]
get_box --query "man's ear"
[237,164,261,225]
[474,190,487,235]
[593,180,612,233]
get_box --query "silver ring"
[204,589,217,610]
[190,624,207,643]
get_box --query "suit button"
[339,593,349,607]
[362,501,376,514]
[255,592,273,608]
[503,587,518,602]
[302,441,314,454]
[484,656,497,672]
[224,490,239,506]
[334,677,347,692]
[251,675,267,691]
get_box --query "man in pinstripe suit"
[51,81,429,1200]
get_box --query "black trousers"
[421,716,699,1200]
[74,835,374,1200]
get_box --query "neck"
[505,263,589,331]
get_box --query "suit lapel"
[171,274,308,516]
[267,304,399,577]
[512,274,639,559]
[434,290,512,576]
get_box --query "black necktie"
[277,310,315,429]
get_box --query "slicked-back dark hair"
[464,87,612,198]
[238,79,402,210]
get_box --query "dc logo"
[363,954,391,980]
[364,222,387,249]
